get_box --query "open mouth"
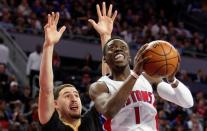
[70,105,79,111]
[114,53,125,61]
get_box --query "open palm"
[44,12,66,45]
[88,2,117,36]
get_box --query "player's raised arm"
[38,12,66,124]
[88,2,117,75]
[88,2,117,47]
[157,54,194,108]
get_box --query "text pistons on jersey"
[125,90,153,106]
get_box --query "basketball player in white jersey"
[88,2,194,131]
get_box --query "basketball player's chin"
[68,107,81,117]
[71,113,81,119]
[114,61,128,67]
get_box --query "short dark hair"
[102,37,127,56]
[54,84,76,100]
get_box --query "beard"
[70,113,81,119]
[65,110,81,120]
[59,108,81,121]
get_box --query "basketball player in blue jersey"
[88,2,194,131]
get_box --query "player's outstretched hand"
[133,44,150,75]
[44,12,66,46]
[88,2,117,37]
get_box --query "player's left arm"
[156,54,194,108]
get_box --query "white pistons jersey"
[98,74,158,131]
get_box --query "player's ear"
[54,100,59,109]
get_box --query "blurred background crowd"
[0,0,207,130]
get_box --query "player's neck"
[111,66,130,81]
[61,116,81,129]
[58,111,81,128]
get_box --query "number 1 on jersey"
[134,107,140,124]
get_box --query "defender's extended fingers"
[54,12,60,25]
[58,26,66,36]
[51,12,55,25]
[96,4,102,19]
[107,4,112,17]
[102,2,106,16]
[111,10,117,21]
[88,19,97,28]
[44,24,49,30]
[48,14,52,26]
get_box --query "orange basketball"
[142,40,179,77]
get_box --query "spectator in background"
[21,86,32,114]
[0,37,9,65]
[158,110,171,131]
[196,98,207,118]
[27,12,42,34]
[0,63,9,97]
[82,53,93,72]
[0,98,9,130]
[187,113,203,131]
[195,69,206,83]
[0,7,15,31]
[80,73,92,109]
[17,0,31,17]
[26,44,42,92]
[5,81,23,103]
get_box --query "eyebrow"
[63,91,79,96]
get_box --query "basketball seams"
[164,46,172,55]
[144,49,165,56]
[152,64,176,76]
[160,43,168,76]
[151,64,166,76]
[145,56,178,64]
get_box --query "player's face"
[56,87,82,119]
[104,40,130,68]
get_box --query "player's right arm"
[88,2,117,75]
[89,45,149,118]
[38,12,66,124]
[89,78,136,119]
[156,56,193,108]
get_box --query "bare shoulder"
[89,81,109,100]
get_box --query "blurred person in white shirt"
[26,44,42,92]
[0,38,9,65]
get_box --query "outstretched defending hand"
[88,2,117,37]
[44,12,66,46]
